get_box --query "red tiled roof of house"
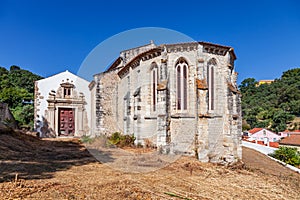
[248,128,263,134]
[279,134,300,146]
[294,130,300,133]
[282,130,300,133]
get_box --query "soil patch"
[0,130,299,199]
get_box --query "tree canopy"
[0,66,43,128]
[239,68,300,132]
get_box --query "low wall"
[242,141,277,155]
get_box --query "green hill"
[0,65,43,128]
[239,68,300,132]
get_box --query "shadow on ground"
[0,128,113,183]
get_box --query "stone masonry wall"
[170,118,196,155]
[96,42,241,164]
[94,70,120,136]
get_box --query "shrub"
[269,146,300,167]
[80,135,94,144]
[108,132,135,147]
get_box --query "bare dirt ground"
[0,129,299,200]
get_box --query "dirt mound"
[0,129,95,182]
[0,129,39,159]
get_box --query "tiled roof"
[157,81,167,91]
[227,82,239,94]
[282,130,300,133]
[107,41,237,76]
[248,128,263,134]
[279,134,300,146]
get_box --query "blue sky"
[0,0,299,84]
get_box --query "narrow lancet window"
[176,58,188,111]
[207,58,217,111]
[151,62,158,111]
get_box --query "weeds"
[108,132,135,147]
[80,135,94,144]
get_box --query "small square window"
[63,88,71,97]
[263,130,266,136]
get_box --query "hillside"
[0,65,43,128]
[239,68,300,132]
[0,129,299,199]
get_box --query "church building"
[35,41,242,164]
[89,41,242,163]
[34,70,91,138]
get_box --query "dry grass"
[0,129,299,199]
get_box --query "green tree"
[0,65,43,128]
[8,67,42,93]
[10,65,20,71]
[271,110,294,132]
[12,104,34,128]
[240,68,300,131]
[239,78,257,95]
[0,87,32,108]
[0,67,8,76]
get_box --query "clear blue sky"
[0,0,299,84]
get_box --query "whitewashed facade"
[34,71,91,137]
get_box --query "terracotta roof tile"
[227,82,240,94]
[280,134,300,146]
[196,78,208,90]
[157,81,167,91]
[282,130,300,133]
[248,128,263,134]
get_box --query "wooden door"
[58,108,75,136]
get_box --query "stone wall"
[93,70,120,136]
[170,118,196,155]
[95,41,242,164]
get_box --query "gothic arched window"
[207,58,217,111]
[176,58,188,111]
[151,62,158,111]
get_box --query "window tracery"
[176,58,188,111]
[151,62,158,111]
[207,58,217,111]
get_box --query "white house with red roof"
[247,128,282,145]
[279,130,300,137]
